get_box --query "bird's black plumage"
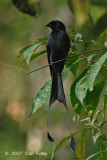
[46,20,70,107]
[46,20,70,142]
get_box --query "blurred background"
[0,0,107,159]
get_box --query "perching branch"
[2,47,107,85]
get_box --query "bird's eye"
[56,23,59,26]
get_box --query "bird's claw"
[50,62,54,66]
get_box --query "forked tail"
[49,71,67,108]
[47,70,67,142]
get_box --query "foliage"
[11,0,107,159]
[17,27,107,159]
[11,0,38,17]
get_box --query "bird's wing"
[47,44,52,76]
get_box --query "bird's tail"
[47,71,67,142]
[49,71,67,108]
[47,71,76,152]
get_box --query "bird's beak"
[46,23,51,27]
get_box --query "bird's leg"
[50,62,59,74]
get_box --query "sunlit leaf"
[29,68,70,117]
[74,33,84,42]
[17,50,47,68]
[76,129,86,160]
[92,132,100,144]
[86,52,107,91]
[18,44,33,59]
[29,80,51,117]
[75,76,88,105]
[24,42,43,65]
[86,54,96,62]
[80,117,90,122]
[18,38,46,65]
[93,132,106,144]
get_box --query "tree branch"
[2,47,107,85]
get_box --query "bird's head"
[46,20,66,31]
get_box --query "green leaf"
[23,42,43,65]
[29,68,70,117]
[75,76,88,105]
[51,136,70,160]
[18,44,33,59]
[86,52,107,91]
[85,79,105,114]
[74,33,84,42]
[18,50,47,68]
[11,0,38,16]
[70,69,88,115]
[100,29,107,48]
[99,134,107,141]
[51,129,83,160]
[100,29,107,38]
[102,87,107,119]
[75,103,83,115]
[99,120,107,127]
[70,69,88,107]
[76,129,86,160]
[80,117,90,122]
[30,50,47,61]
[18,38,46,65]
[86,54,96,62]
[65,52,79,76]
[93,132,106,144]
[93,132,100,144]
[29,80,51,117]
[95,110,102,119]
[85,150,107,160]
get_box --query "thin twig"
[71,47,107,56]
[71,49,87,59]
[5,64,50,84]
[70,48,107,67]
[0,62,27,73]
[2,47,107,85]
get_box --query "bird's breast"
[47,31,68,49]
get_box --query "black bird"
[46,20,70,107]
[46,20,70,141]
